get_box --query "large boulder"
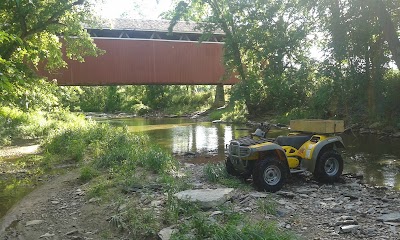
[174,188,234,208]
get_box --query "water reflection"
[104,117,400,190]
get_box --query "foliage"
[203,162,249,189]
[171,211,297,240]
[256,198,277,216]
[59,85,214,114]
[221,100,248,123]
[168,0,400,124]
[0,0,103,109]
[0,105,86,146]
[43,121,179,175]
[79,165,100,182]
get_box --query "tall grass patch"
[171,210,297,240]
[203,163,249,189]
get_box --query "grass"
[2,106,296,240]
[256,197,277,215]
[0,106,87,146]
[203,163,251,189]
[170,209,298,240]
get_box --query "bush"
[43,121,179,178]
[221,100,248,123]
[0,106,87,146]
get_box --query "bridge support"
[213,84,225,108]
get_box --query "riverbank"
[1,113,399,239]
[1,152,399,239]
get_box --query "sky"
[94,0,174,19]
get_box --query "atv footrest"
[290,169,306,174]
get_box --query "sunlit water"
[104,117,400,190]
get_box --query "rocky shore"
[1,161,399,240]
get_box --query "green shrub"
[203,163,248,189]
[221,100,248,123]
[203,163,227,183]
[138,146,178,173]
[171,211,297,240]
[79,165,100,182]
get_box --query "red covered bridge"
[46,19,237,86]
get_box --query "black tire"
[225,157,240,176]
[314,150,343,182]
[253,157,287,192]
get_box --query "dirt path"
[0,169,124,240]
[0,144,40,159]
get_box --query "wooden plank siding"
[43,38,238,85]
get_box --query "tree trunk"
[374,0,400,69]
[213,84,225,108]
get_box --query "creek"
[104,117,400,190]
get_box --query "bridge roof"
[89,19,224,35]
[87,19,225,42]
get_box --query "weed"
[87,178,111,199]
[203,163,250,189]
[172,213,298,240]
[256,197,277,215]
[127,206,160,238]
[79,165,99,182]
[203,163,227,183]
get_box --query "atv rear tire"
[314,150,343,182]
[253,157,287,192]
[225,157,240,176]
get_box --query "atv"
[226,120,345,192]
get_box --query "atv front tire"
[253,157,287,192]
[225,157,240,176]
[314,150,343,182]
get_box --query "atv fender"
[302,136,345,172]
[249,143,287,159]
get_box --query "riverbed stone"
[174,188,234,208]
[392,132,400,138]
[158,226,178,240]
[26,220,45,226]
[249,192,269,198]
[339,224,360,233]
[39,233,55,238]
[377,212,400,222]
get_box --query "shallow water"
[104,117,400,190]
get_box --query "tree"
[0,0,103,109]
[169,0,313,115]
[305,0,399,118]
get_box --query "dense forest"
[1,0,400,132]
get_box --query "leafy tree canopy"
[0,0,103,108]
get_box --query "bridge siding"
[47,39,237,85]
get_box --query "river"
[104,117,400,190]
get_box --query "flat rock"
[26,220,44,226]
[392,132,400,138]
[158,226,178,240]
[276,191,295,199]
[377,212,400,222]
[174,188,234,208]
[249,192,269,198]
[40,233,55,238]
[340,224,359,233]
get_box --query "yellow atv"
[226,120,345,192]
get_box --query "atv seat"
[274,135,312,149]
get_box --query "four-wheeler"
[226,120,345,192]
